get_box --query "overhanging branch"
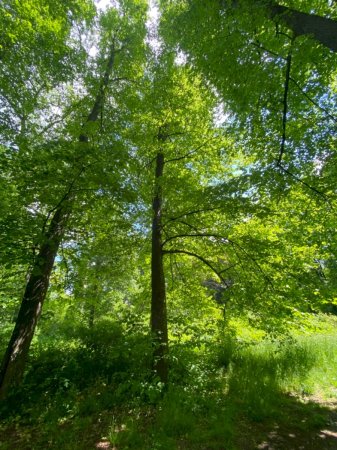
[162,249,230,287]
[164,206,223,225]
[276,164,329,200]
[162,233,273,286]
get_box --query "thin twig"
[165,206,223,224]
[276,164,329,201]
[41,165,86,235]
[227,240,273,287]
[162,232,229,247]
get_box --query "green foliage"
[2,314,336,448]
[1,1,337,448]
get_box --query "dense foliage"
[1,0,337,448]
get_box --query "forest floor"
[1,317,337,449]
[91,395,337,450]
[2,392,336,449]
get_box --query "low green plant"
[1,314,337,449]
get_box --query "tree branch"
[165,206,222,224]
[162,249,231,287]
[289,77,337,123]
[171,220,201,233]
[276,164,329,201]
[162,233,273,285]
[162,232,229,247]
[227,240,273,286]
[275,46,330,202]
[165,139,212,164]
[277,50,292,165]
[251,41,286,60]
[269,3,337,53]
[41,165,87,236]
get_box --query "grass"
[293,334,337,398]
[0,315,337,449]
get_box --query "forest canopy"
[1,0,337,448]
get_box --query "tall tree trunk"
[0,43,117,400]
[269,3,337,53]
[0,203,69,399]
[151,151,169,384]
[221,1,337,52]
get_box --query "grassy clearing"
[0,315,337,449]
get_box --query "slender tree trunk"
[0,204,69,399]
[87,258,102,329]
[151,151,169,383]
[0,44,117,400]
[88,304,95,329]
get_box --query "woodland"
[1,0,337,449]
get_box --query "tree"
[0,47,110,398]
[0,0,95,142]
[127,56,247,382]
[158,0,337,338]
[0,1,148,398]
[160,0,337,155]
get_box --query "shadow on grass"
[0,389,336,450]
[96,388,337,450]
[235,395,337,450]
[103,336,337,450]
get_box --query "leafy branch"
[162,248,231,287]
[162,232,273,286]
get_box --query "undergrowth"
[0,315,336,449]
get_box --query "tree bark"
[221,1,337,52]
[269,3,337,53]
[151,151,169,384]
[0,43,117,400]
[0,204,69,399]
